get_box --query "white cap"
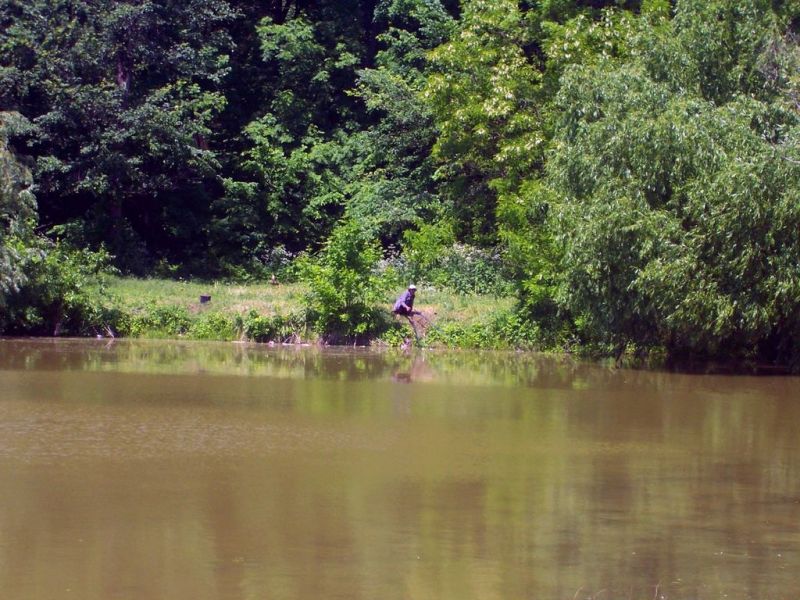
[408,284,417,290]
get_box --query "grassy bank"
[105,277,528,349]
[109,277,304,318]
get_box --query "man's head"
[408,284,416,294]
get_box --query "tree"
[424,0,544,245]
[346,0,454,242]
[546,0,800,362]
[488,1,641,323]
[0,0,236,272]
[0,112,36,296]
[211,1,378,263]
[1,111,113,336]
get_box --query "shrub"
[401,221,513,295]
[299,219,383,341]
[0,237,116,336]
[425,309,543,350]
[189,312,236,341]
[377,320,409,347]
[123,304,192,338]
[240,310,305,342]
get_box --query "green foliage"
[425,0,544,245]
[188,311,237,341]
[218,115,357,254]
[1,0,235,272]
[1,121,120,336]
[541,7,638,89]
[376,318,409,347]
[211,2,378,262]
[239,310,305,343]
[347,67,439,241]
[299,219,383,340]
[0,112,36,238]
[256,13,362,136]
[123,304,192,338]
[658,0,780,104]
[1,114,37,295]
[345,0,453,242]
[493,3,645,331]
[400,221,512,295]
[425,308,542,350]
[545,0,800,363]
[496,180,561,322]
[0,237,116,336]
[400,220,455,280]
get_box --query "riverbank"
[103,277,532,349]
[98,280,795,372]
[6,274,792,370]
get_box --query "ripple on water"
[0,402,394,464]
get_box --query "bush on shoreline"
[0,238,118,337]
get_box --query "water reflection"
[0,339,799,599]
[1,337,588,386]
[4,338,795,393]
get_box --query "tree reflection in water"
[0,338,799,599]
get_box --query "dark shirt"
[393,290,415,313]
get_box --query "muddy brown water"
[0,338,798,600]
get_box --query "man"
[393,284,417,316]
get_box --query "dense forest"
[2,0,800,366]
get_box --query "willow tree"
[546,0,800,363]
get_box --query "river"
[0,338,798,599]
